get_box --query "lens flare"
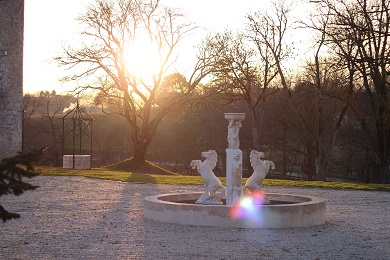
[229,191,267,227]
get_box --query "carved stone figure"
[243,150,275,199]
[229,151,242,202]
[227,119,242,149]
[190,150,226,205]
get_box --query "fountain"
[144,113,326,228]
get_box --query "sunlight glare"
[124,33,161,84]
[229,192,267,227]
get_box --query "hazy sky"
[23,0,306,94]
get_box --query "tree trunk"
[315,140,327,181]
[315,158,326,181]
[249,107,261,150]
[376,118,390,183]
[127,109,151,164]
[282,127,287,178]
[132,142,147,164]
[304,143,317,181]
[251,118,259,150]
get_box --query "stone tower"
[0,0,24,160]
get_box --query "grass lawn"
[36,166,390,191]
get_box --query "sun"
[124,33,162,84]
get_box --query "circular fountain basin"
[144,192,326,229]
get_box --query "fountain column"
[225,113,245,205]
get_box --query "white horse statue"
[190,150,226,205]
[243,150,275,198]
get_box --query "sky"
[23,0,308,94]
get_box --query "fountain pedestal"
[224,113,245,205]
[225,149,242,205]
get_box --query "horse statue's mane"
[202,150,217,170]
[250,150,264,169]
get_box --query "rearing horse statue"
[190,150,226,205]
[243,150,275,196]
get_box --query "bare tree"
[55,0,212,163]
[308,0,390,183]
[245,0,293,94]
[199,28,280,150]
[22,94,42,126]
[22,94,43,151]
[245,0,314,176]
[245,0,357,181]
[294,58,352,180]
[41,92,72,166]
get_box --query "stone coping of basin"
[144,192,326,229]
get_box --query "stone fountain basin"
[144,192,326,229]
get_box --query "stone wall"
[63,155,91,169]
[0,0,24,160]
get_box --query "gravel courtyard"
[1,176,389,259]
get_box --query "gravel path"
[1,176,389,260]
